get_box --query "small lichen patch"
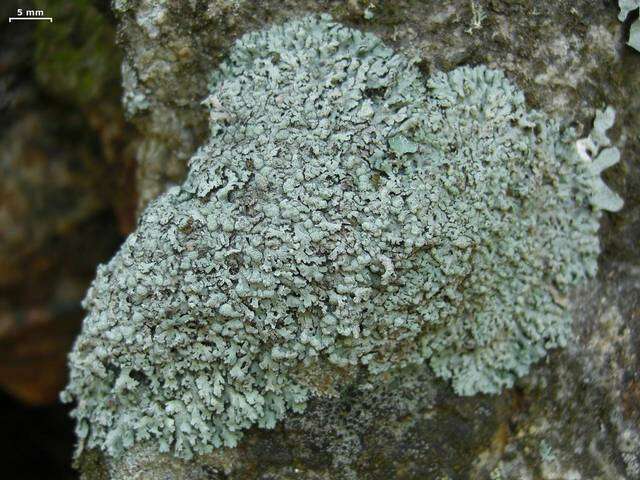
[619,0,640,51]
[62,15,621,459]
[576,106,624,212]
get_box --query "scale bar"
[9,17,53,22]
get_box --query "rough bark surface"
[78,0,640,479]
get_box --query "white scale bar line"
[9,17,53,22]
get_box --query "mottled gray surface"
[77,0,640,478]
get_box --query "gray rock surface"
[77,1,640,478]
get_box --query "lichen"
[62,15,621,459]
[576,106,624,212]
[619,0,640,51]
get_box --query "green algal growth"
[62,15,621,459]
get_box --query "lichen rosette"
[62,15,621,459]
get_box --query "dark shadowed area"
[0,0,136,477]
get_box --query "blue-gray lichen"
[62,15,621,459]
[619,0,640,51]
